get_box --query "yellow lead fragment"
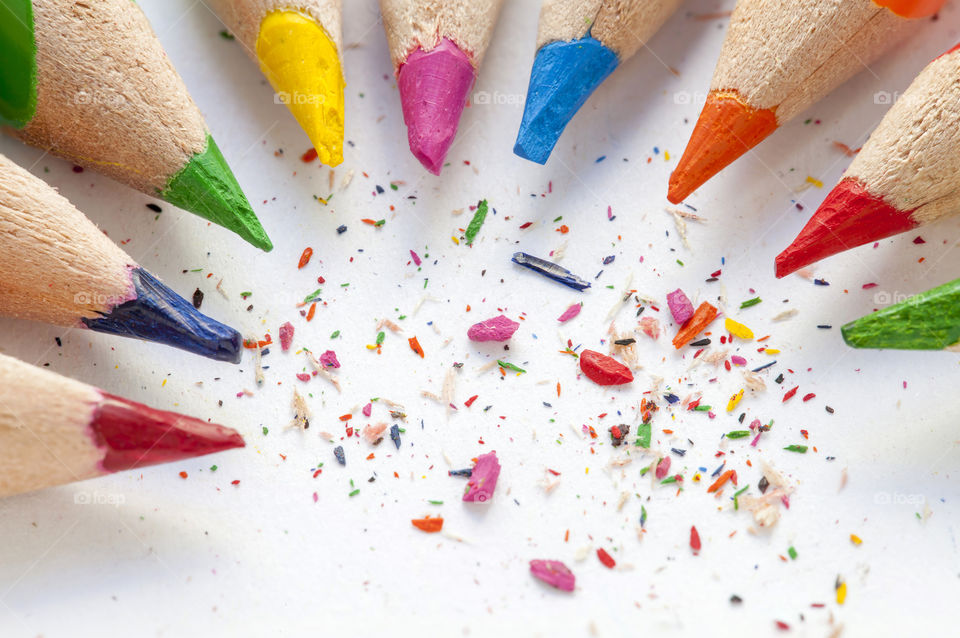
[726,388,744,412]
[836,581,847,605]
[850,534,862,546]
[725,318,754,340]
[451,236,460,245]
[806,176,824,188]
[764,348,780,355]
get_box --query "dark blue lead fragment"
[511,252,591,291]
[390,424,401,449]
[751,361,776,372]
[336,225,347,234]
[334,445,345,465]
[448,468,473,477]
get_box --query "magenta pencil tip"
[397,38,475,175]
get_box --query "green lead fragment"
[464,199,489,245]
[694,405,711,412]
[636,422,652,448]
[219,29,234,40]
[262,426,269,435]
[497,360,526,374]
[733,484,749,510]
[330,330,340,339]
[726,430,751,439]
[740,297,761,309]
[303,288,322,303]
[376,331,385,345]
[210,465,218,472]
[660,475,678,485]
[428,500,444,505]
[784,445,808,453]
[788,546,798,560]
[348,489,360,497]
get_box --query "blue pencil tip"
[514,38,619,164]
[83,268,243,363]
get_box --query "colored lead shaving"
[511,252,591,290]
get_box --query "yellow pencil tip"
[257,11,344,166]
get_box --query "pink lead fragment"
[362,403,372,417]
[639,316,660,339]
[463,451,500,502]
[557,303,582,323]
[279,322,294,351]
[655,456,671,479]
[666,289,695,324]
[530,560,575,592]
[468,315,519,342]
[320,350,340,368]
[410,250,422,266]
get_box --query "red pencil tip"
[90,393,245,472]
[397,39,475,175]
[668,90,778,203]
[775,177,917,278]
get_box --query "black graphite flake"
[825,406,835,414]
[192,288,204,309]
[614,338,636,346]
[146,203,162,213]
[390,424,401,449]
[730,595,743,605]
[689,338,711,347]
[334,446,345,465]
[758,476,769,494]
[775,373,785,384]
[336,225,347,234]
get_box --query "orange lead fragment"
[298,247,313,269]
[412,516,443,533]
[707,469,737,493]
[672,302,719,349]
[408,336,424,358]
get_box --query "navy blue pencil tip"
[514,37,619,164]
[83,268,243,363]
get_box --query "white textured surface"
[1,1,959,636]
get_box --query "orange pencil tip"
[667,91,778,203]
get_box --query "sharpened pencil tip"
[668,90,778,203]
[162,134,273,251]
[83,267,243,363]
[397,39,475,175]
[514,38,618,164]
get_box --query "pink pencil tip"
[397,39,475,175]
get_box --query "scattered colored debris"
[512,252,591,291]
[463,451,500,502]
[579,350,633,386]
[529,560,575,592]
[468,315,520,342]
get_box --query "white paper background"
[1,1,959,636]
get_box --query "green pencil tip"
[161,134,273,251]
[842,279,960,351]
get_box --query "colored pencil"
[514,0,683,164]
[380,0,505,175]
[777,43,960,278]
[0,0,272,250]
[208,0,345,166]
[842,277,960,350]
[0,352,244,498]
[667,0,942,204]
[0,154,244,363]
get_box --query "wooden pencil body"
[0,154,134,327]
[537,0,683,60]
[380,0,505,68]
[846,46,960,225]
[711,0,918,123]
[208,0,343,57]
[12,0,207,193]
[0,353,104,497]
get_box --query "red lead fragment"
[690,526,701,554]
[783,386,799,402]
[596,548,616,568]
[579,350,633,386]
